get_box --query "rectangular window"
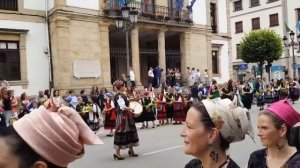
[0,0,18,11]
[235,21,243,33]
[252,17,260,30]
[297,9,300,22]
[267,0,279,3]
[210,3,217,33]
[270,13,279,27]
[250,0,260,7]
[212,50,219,74]
[0,41,20,81]
[236,44,241,59]
[234,0,242,11]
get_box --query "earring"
[276,141,284,150]
[209,144,219,162]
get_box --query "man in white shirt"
[148,67,154,87]
[129,67,136,87]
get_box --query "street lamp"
[283,31,300,79]
[114,3,138,80]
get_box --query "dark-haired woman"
[248,99,300,167]
[182,98,254,168]
[0,98,102,168]
[113,80,139,160]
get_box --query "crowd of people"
[0,74,300,167]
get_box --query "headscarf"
[202,96,254,143]
[13,98,103,167]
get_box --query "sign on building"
[73,59,101,78]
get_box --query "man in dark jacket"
[190,82,199,103]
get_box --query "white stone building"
[230,0,300,81]
[192,0,232,83]
[0,0,53,96]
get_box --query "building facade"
[0,0,232,95]
[230,0,300,81]
[0,0,50,96]
[191,0,232,83]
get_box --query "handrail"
[103,1,192,23]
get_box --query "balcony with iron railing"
[102,1,193,25]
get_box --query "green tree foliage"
[239,29,284,76]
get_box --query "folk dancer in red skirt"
[103,92,116,137]
[157,89,167,126]
[173,89,185,125]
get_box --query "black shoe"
[106,134,113,137]
[128,151,139,157]
[113,154,125,160]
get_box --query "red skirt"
[104,109,116,130]
[157,102,167,120]
[173,102,186,122]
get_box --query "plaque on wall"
[73,59,101,79]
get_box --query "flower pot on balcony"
[185,19,193,24]
[157,15,164,20]
[103,9,110,15]
[165,16,171,21]
[149,14,156,20]
[142,12,149,17]
[174,17,181,22]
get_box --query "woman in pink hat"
[0,98,103,168]
[248,99,300,167]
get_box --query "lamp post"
[283,31,300,79]
[115,2,138,80]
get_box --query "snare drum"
[129,101,143,117]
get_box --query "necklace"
[201,156,229,168]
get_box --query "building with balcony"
[230,0,300,81]
[0,0,233,95]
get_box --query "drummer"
[113,80,139,160]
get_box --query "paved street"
[70,101,300,168]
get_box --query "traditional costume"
[173,93,185,124]
[104,93,116,136]
[248,100,300,167]
[166,91,174,124]
[114,93,139,149]
[157,93,167,124]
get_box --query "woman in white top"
[53,89,64,107]
[148,67,154,87]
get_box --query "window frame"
[212,50,219,75]
[210,2,218,34]
[269,13,279,27]
[252,17,260,30]
[236,44,242,60]
[0,0,18,11]
[267,0,279,3]
[233,0,243,12]
[250,0,260,7]
[0,41,21,81]
[297,8,300,22]
[235,21,243,33]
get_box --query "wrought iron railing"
[103,1,192,24]
[0,0,18,11]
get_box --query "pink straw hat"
[13,98,103,167]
